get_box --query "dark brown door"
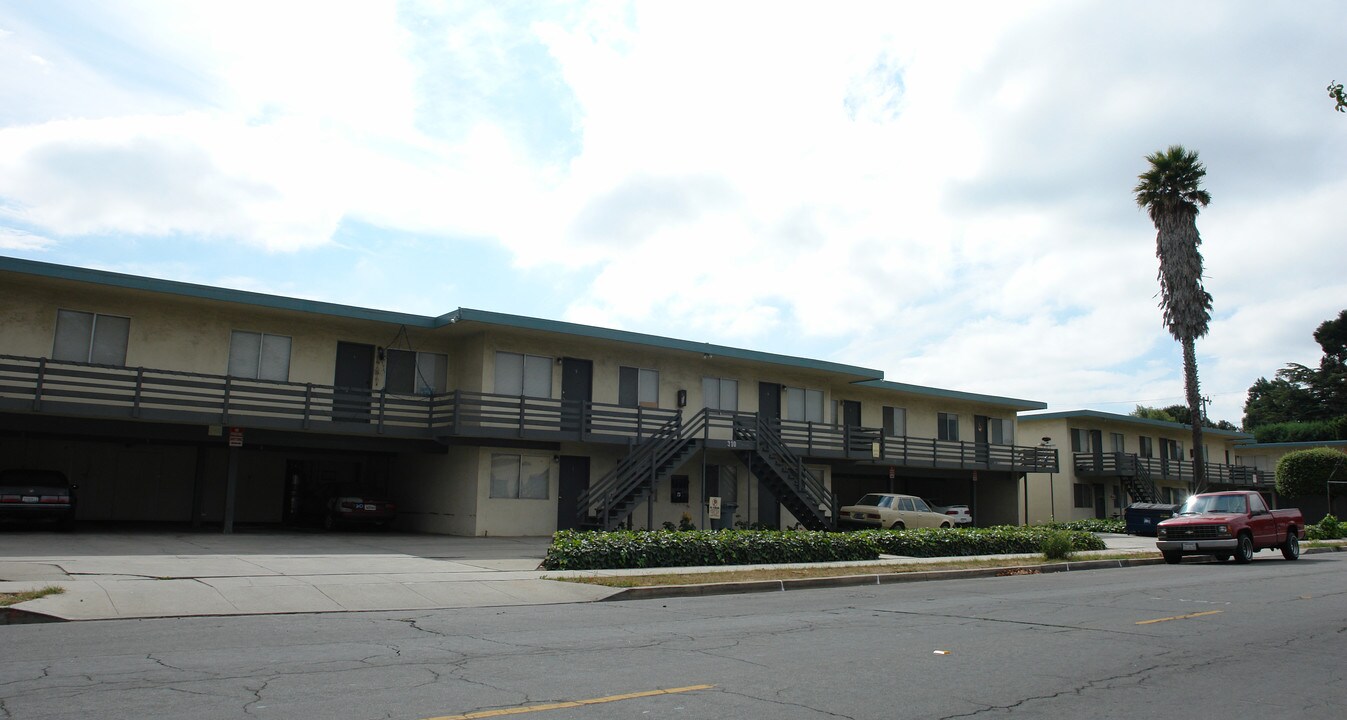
[334,342,375,423]
[557,456,590,530]
[560,358,593,435]
[974,415,990,463]
[756,383,781,527]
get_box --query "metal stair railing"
[737,414,835,529]
[1124,459,1160,504]
[576,409,716,529]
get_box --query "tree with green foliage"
[1132,404,1237,430]
[1330,81,1347,113]
[1243,309,1347,440]
[1135,146,1213,493]
[1276,447,1347,498]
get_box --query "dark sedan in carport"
[0,468,76,527]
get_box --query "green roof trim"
[1,255,436,327]
[1019,409,1254,439]
[447,308,885,379]
[1233,440,1347,449]
[854,380,1046,410]
[2,254,884,380]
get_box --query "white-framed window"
[785,387,824,423]
[1111,432,1125,453]
[1161,438,1183,461]
[938,413,959,441]
[53,309,130,365]
[386,349,447,395]
[489,454,550,499]
[494,352,552,397]
[619,366,659,407]
[702,377,738,411]
[227,331,291,381]
[883,406,907,437]
[1139,436,1153,458]
[989,417,1013,445]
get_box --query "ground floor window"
[489,454,550,499]
[1073,483,1093,508]
[670,475,690,503]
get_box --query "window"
[227,331,291,381]
[386,349,447,395]
[1070,428,1091,453]
[883,406,907,437]
[1139,436,1153,458]
[671,475,690,504]
[1073,484,1093,508]
[989,418,1013,444]
[619,366,659,407]
[53,310,130,365]
[702,377,738,411]
[938,413,959,441]
[1160,438,1182,461]
[489,454,549,499]
[1111,433,1125,453]
[897,497,915,512]
[494,352,552,397]
[785,387,824,423]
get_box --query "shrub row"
[541,526,1106,570]
[1045,518,1126,534]
[1306,514,1345,540]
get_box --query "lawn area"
[0,585,65,607]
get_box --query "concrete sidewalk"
[2,530,1165,622]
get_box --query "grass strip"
[0,585,65,607]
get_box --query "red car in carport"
[0,468,77,528]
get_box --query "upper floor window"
[1111,432,1125,453]
[53,310,129,365]
[702,377,738,411]
[227,331,291,381]
[938,413,959,441]
[495,352,552,397]
[785,387,824,423]
[1070,428,1092,453]
[619,366,659,407]
[1139,436,1153,458]
[386,349,447,395]
[989,417,1013,444]
[883,406,907,437]
[1160,438,1183,461]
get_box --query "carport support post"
[223,446,239,534]
[191,446,208,529]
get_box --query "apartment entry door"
[560,358,593,435]
[333,342,375,423]
[755,383,781,528]
[556,456,590,530]
[974,414,990,463]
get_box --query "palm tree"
[1134,145,1213,496]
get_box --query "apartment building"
[1019,410,1260,523]
[0,256,1057,535]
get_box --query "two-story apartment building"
[1231,440,1347,521]
[0,256,1057,535]
[1018,410,1260,523]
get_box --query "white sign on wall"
[708,496,721,520]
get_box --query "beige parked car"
[839,493,953,530]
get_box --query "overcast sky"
[2,0,1344,427]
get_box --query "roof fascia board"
[1019,409,1254,439]
[855,379,1046,411]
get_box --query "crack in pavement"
[936,661,1168,719]
[868,607,1155,637]
[717,686,857,719]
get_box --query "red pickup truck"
[1156,491,1304,564]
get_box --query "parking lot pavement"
[1,529,1171,622]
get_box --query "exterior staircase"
[576,410,837,532]
[1120,456,1161,504]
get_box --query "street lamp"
[1040,437,1056,523]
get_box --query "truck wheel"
[1162,550,1182,564]
[1281,532,1300,561]
[1234,533,1254,564]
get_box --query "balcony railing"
[0,354,1059,473]
[1073,451,1270,487]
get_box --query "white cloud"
[0,226,52,250]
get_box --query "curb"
[0,607,64,625]
[603,546,1345,602]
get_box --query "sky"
[1,0,1344,428]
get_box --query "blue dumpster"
[1124,502,1178,536]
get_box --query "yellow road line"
[424,684,716,720]
[1136,610,1224,625]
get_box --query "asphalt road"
[3,553,1344,719]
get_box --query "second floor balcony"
[0,354,1058,474]
[1073,451,1270,488]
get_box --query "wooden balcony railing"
[1073,451,1271,487]
[0,354,1059,473]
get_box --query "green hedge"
[541,527,1106,570]
[1306,514,1345,540]
[1046,518,1126,534]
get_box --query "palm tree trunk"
[1183,335,1206,495]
